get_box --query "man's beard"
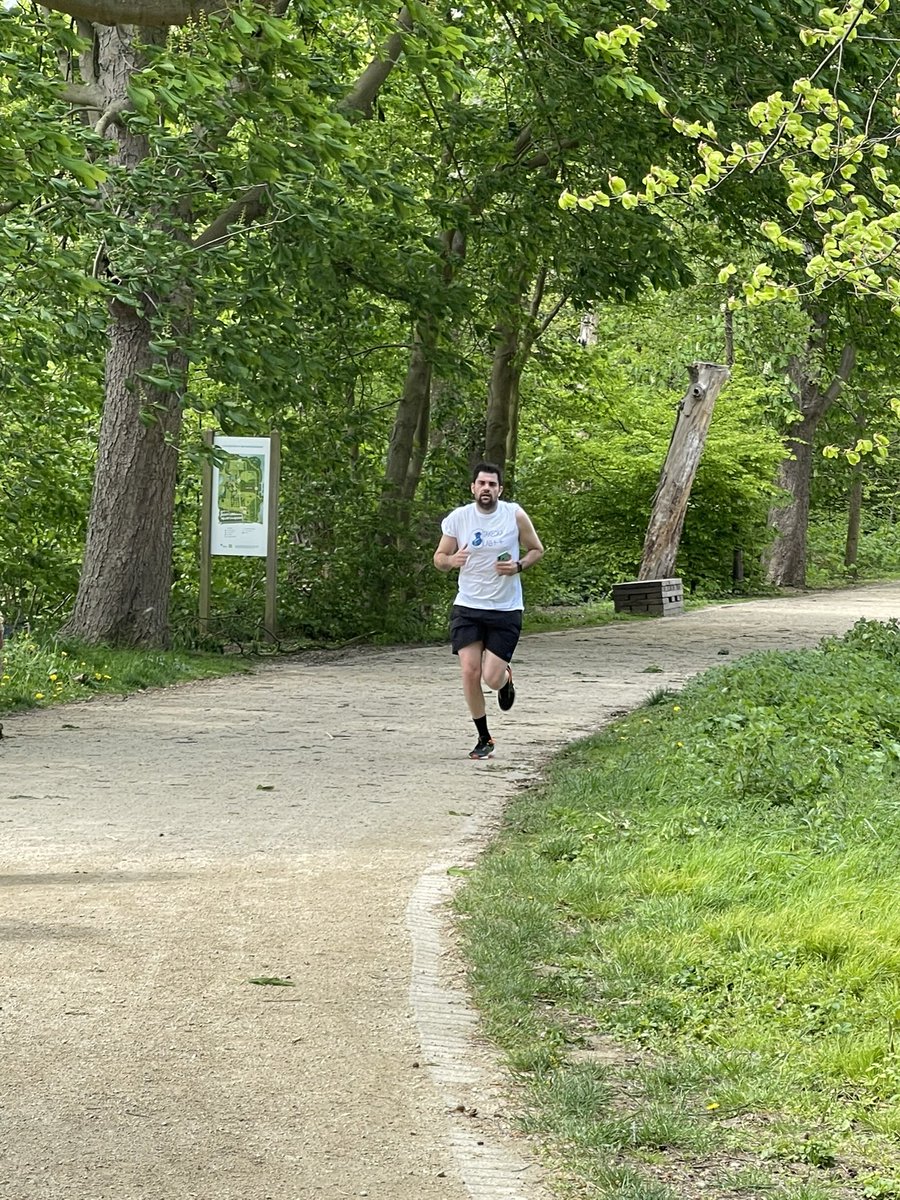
[475,493,498,512]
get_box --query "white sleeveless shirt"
[441,500,524,611]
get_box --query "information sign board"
[210,436,271,557]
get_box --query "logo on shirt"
[471,531,483,547]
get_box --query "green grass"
[0,632,249,716]
[524,600,622,632]
[522,595,729,636]
[457,617,900,1200]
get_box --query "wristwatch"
[516,561,524,573]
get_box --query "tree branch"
[37,0,217,26]
[95,97,132,135]
[823,342,857,405]
[521,139,579,169]
[192,6,414,251]
[192,183,268,250]
[511,125,535,159]
[337,6,412,118]
[38,0,293,26]
[535,291,569,340]
[60,82,104,108]
[528,266,547,321]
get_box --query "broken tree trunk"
[638,362,730,581]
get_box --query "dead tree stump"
[638,362,730,581]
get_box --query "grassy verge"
[457,617,900,1200]
[523,596,726,635]
[0,632,249,716]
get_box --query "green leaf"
[231,12,255,34]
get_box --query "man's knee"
[482,659,508,690]
[459,652,483,683]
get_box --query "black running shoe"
[469,737,495,760]
[498,667,516,712]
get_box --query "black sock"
[474,715,490,742]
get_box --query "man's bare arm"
[516,510,544,571]
[434,533,469,572]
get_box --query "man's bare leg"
[458,643,487,717]
[481,649,510,692]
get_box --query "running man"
[433,461,545,760]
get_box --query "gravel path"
[3,584,900,1200]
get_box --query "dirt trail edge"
[2,585,899,1200]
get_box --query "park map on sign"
[217,454,265,525]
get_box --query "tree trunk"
[379,321,434,536]
[402,378,431,504]
[724,303,734,368]
[764,411,819,588]
[844,409,866,569]
[61,302,187,645]
[764,340,855,587]
[503,269,549,492]
[484,323,520,472]
[638,362,730,581]
[504,369,521,493]
[845,471,863,569]
[60,23,190,646]
[379,229,464,528]
[485,267,564,484]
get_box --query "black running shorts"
[449,605,523,662]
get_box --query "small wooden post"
[199,428,214,637]
[638,362,730,581]
[264,432,281,644]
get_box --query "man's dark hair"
[472,460,503,485]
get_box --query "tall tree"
[764,314,856,586]
[4,0,416,645]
